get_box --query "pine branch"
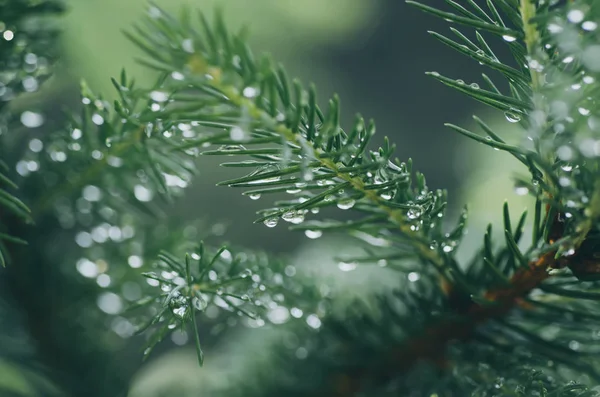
[2,0,600,395]
[111,1,600,393]
[130,241,321,366]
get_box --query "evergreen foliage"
[1,0,600,396]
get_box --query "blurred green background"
[17,0,536,394]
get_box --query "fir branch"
[130,242,321,365]
[108,1,600,391]
[3,0,600,395]
[124,6,466,300]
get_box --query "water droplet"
[22,76,38,92]
[230,126,248,141]
[442,243,455,253]
[302,169,314,181]
[407,208,421,220]
[171,71,185,80]
[75,232,93,248]
[408,272,420,282]
[286,188,302,194]
[338,261,357,272]
[243,87,258,98]
[150,91,168,102]
[306,314,321,329]
[192,296,207,311]
[578,107,590,116]
[282,211,295,222]
[147,278,159,287]
[20,111,44,128]
[128,255,143,268]
[290,307,303,318]
[29,139,44,153]
[267,306,290,324]
[83,185,102,202]
[305,230,323,239]
[290,213,305,224]
[96,274,111,288]
[248,193,261,200]
[548,23,563,34]
[219,144,247,152]
[97,292,123,314]
[582,21,598,31]
[92,114,104,125]
[181,38,194,53]
[173,305,188,317]
[456,79,465,85]
[528,58,543,71]
[559,176,571,186]
[567,9,585,24]
[470,83,480,89]
[557,146,573,161]
[569,340,580,350]
[504,111,521,123]
[76,258,98,278]
[296,347,308,359]
[134,185,153,202]
[336,198,355,210]
[515,186,529,196]
[381,192,393,200]
[264,218,278,228]
[502,35,517,42]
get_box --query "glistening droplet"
[504,111,521,123]
[264,218,278,228]
[304,230,323,239]
[336,198,355,210]
[338,261,357,272]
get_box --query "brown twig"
[331,251,561,396]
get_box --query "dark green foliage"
[2,0,600,396]
[132,242,320,366]
[0,0,65,267]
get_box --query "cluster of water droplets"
[0,17,54,104]
[522,3,600,176]
[281,210,306,224]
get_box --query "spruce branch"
[2,0,600,395]
[92,2,600,392]
[125,6,462,293]
[130,242,321,366]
